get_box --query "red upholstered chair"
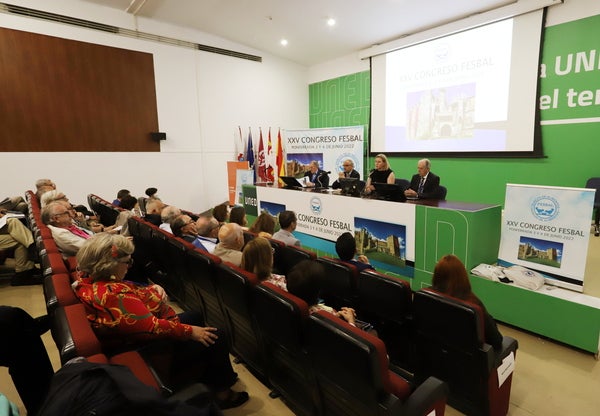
[253,282,319,416]
[357,269,415,372]
[315,256,359,311]
[186,248,226,330]
[44,273,79,314]
[306,310,448,416]
[272,242,316,275]
[214,262,265,378]
[412,288,518,416]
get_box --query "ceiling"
[81,0,513,66]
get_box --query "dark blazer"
[409,172,441,199]
[304,169,330,188]
[331,169,360,189]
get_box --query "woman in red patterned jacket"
[73,233,248,409]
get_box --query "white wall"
[0,0,308,211]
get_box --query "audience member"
[144,199,166,226]
[40,189,68,208]
[272,210,300,247]
[212,203,229,224]
[35,178,56,200]
[335,232,374,271]
[248,212,275,239]
[331,159,360,189]
[431,254,503,349]
[404,158,441,199]
[159,205,182,234]
[287,260,357,326]
[229,206,248,229]
[0,306,53,415]
[42,201,93,257]
[145,187,160,201]
[365,153,396,194]
[213,223,244,266]
[112,189,130,206]
[171,214,209,251]
[241,236,286,290]
[73,234,248,409]
[303,160,329,188]
[195,216,220,253]
[113,195,140,236]
[0,210,41,286]
[0,196,27,214]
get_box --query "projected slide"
[371,11,544,155]
[386,20,511,151]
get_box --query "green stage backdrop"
[309,14,600,207]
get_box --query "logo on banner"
[310,197,322,215]
[531,196,559,221]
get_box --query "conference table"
[242,184,600,355]
[242,183,501,278]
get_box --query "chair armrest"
[394,376,448,416]
[493,336,518,367]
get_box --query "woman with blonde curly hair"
[73,233,248,409]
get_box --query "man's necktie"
[418,177,425,194]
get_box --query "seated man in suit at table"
[404,158,441,199]
[331,159,361,189]
[303,160,329,188]
[335,232,374,272]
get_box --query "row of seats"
[80,193,516,415]
[24,191,209,406]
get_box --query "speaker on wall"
[150,132,166,141]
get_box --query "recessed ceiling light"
[280,39,288,46]
[327,18,336,27]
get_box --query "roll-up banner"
[498,184,595,292]
[283,126,364,179]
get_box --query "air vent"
[0,2,262,62]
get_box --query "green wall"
[309,14,600,207]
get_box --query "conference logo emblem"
[531,196,559,221]
[310,197,322,215]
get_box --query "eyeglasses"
[53,211,70,217]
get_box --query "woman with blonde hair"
[431,254,503,349]
[365,153,396,194]
[241,236,286,290]
[73,233,249,409]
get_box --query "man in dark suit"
[405,158,441,199]
[304,160,330,188]
[331,159,360,189]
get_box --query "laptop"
[280,176,306,188]
[339,177,365,196]
[372,182,406,202]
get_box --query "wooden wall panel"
[0,27,160,152]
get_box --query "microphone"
[319,171,331,175]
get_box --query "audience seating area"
[25,191,521,416]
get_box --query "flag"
[236,126,245,161]
[246,127,254,167]
[276,128,285,184]
[257,128,268,183]
[266,127,274,182]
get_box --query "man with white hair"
[195,216,220,253]
[331,158,360,189]
[213,223,244,266]
[42,201,93,257]
[159,205,182,234]
[404,158,441,200]
[35,178,56,200]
